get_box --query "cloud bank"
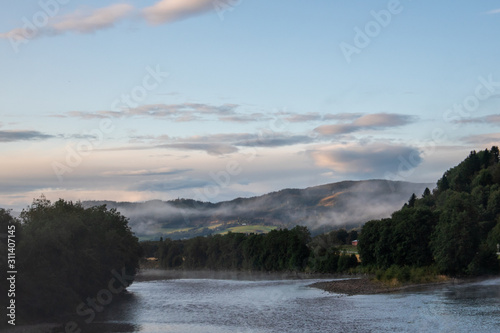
[309,143,422,176]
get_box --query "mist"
[83,180,433,239]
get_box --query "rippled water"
[90,276,500,333]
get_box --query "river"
[86,275,500,333]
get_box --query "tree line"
[359,146,500,276]
[142,226,359,273]
[0,197,140,326]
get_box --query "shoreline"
[308,276,498,296]
[134,268,354,282]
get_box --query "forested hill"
[359,146,500,276]
[84,180,431,240]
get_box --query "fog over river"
[88,276,500,333]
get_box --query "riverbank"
[308,276,489,295]
[134,268,351,282]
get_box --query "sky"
[1,0,500,210]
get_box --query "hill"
[83,180,431,240]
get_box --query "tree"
[430,192,480,275]
[358,220,384,266]
[15,198,140,321]
[491,146,499,164]
[437,174,450,192]
[407,193,417,208]
[391,208,437,267]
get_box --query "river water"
[91,276,500,333]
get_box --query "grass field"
[339,244,358,254]
[139,224,278,241]
[218,225,277,235]
[161,227,194,234]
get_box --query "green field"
[218,225,277,235]
[139,224,278,241]
[339,244,358,254]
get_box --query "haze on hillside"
[84,180,431,239]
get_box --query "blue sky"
[1,0,500,210]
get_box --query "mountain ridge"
[83,179,433,239]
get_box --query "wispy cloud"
[314,113,416,136]
[97,131,316,156]
[463,132,500,145]
[51,4,134,34]
[54,107,372,127]
[158,143,239,156]
[218,113,271,123]
[130,177,210,192]
[0,130,54,142]
[280,112,363,123]
[486,8,500,14]
[1,0,218,41]
[101,167,191,177]
[142,0,215,25]
[1,4,135,40]
[53,103,239,121]
[284,113,323,123]
[453,114,500,124]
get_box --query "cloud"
[142,0,215,25]
[159,143,239,155]
[0,130,54,142]
[486,8,500,14]
[314,113,416,136]
[323,113,364,121]
[353,113,413,127]
[453,114,500,124]
[101,167,191,177]
[176,132,315,149]
[130,178,210,192]
[1,0,217,41]
[235,133,314,147]
[54,103,239,121]
[284,113,323,123]
[97,131,316,156]
[1,4,135,40]
[219,113,270,123]
[56,106,371,128]
[51,4,135,34]
[308,143,422,176]
[280,112,363,123]
[463,132,500,145]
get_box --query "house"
[351,240,358,246]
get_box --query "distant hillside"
[83,180,432,240]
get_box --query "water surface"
[91,276,500,333]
